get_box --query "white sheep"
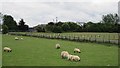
[15,37,19,40]
[71,55,80,61]
[67,54,74,60]
[74,48,81,53]
[21,38,23,40]
[61,51,69,59]
[3,47,12,52]
[56,44,60,49]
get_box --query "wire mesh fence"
[8,32,119,45]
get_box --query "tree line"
[1,13,120,34]
[34,13,120,33]
[1,14,29,34]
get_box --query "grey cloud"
[1,2,118,27]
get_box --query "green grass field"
[0,34,2,67]
[2,34,118,66]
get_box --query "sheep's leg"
[62,56,64,59]
[70,58,72,61]
[68,57,70,60]
[61,55,64,59]
[71,59,74,61]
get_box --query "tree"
[34,25,45,32]
[45,22,55,32]
[62,23,70,32]
[67,22,81,32]
[18,19,29,32]
[48,22,54,25]
[102,13,119,24]
[55,21,63,26]
[45,21,64,33]
[2,25,8,34]
[52,26,62,33]
[83,22,93,32]
[102,13,119,32]
[3,15,18,31]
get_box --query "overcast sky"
[0,0,119,27]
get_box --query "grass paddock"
[2,35,118,66]
[0,34,2,67]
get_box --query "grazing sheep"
[71,55,80,61]
[56,44,60,49]
[4,47,12,52]
[61,51,69,59]
[21,38,23,40]
[15,37,19,40]
[74,48,81,53]
[67,54,74,60]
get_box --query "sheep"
[3,47,12,52]
[67,54,80,61]
[56,44,60,49]
[15,37,19,40]
[74,48,81,53]
[61,51,69,59]
[70,55,80,61]
[21,38,23,40]
[67,54,74,60]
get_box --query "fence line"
[8,32,119,45]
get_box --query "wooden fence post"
[108,34,110,43]
[95,35,96,42]
[103,35,104,43]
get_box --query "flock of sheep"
[3,37,23,52]
[4,36,80,62]
[15,37,23,40]
[56,44,81,62]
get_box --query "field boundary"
[8,32,119,45]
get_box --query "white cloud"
[1,0,119,2]
[1,1,118,27]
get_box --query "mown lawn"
[2,35,118,66]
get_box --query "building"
[28,27,37,32]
